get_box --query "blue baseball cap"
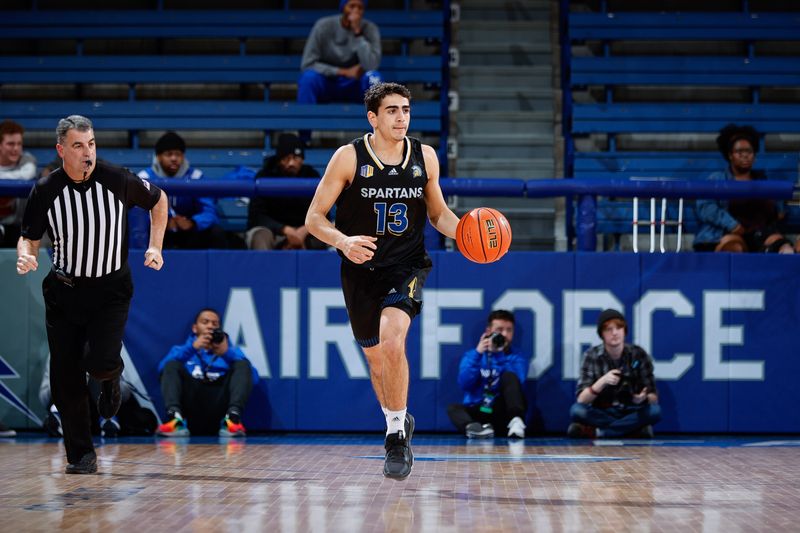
[340,0,366,11]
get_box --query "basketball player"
[306,82,459,480]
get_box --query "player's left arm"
[422,144,459,239]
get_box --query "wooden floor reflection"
[2,435,800,532]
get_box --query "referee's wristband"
[589,384,601,396]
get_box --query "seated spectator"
[298,0,382,109]
[157,308,256,438]
[138,131,228,249]
[694,124,795,253]
[568,309,661,439]
[39,354,158,438]
[0,119,37,247]
[446,310,528,439]
[246,134,327,250]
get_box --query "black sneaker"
[465,422,494,439]
[97,377,121,420]
[404,412,415,448]
[65,451,97,474]
[384,431,413,480]
[567,422,596,439]
[101,417,120,438]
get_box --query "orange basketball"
[455,207,512,264]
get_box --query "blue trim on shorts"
[382,292,407,307]
[358,336,379,348]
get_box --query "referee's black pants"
[43,266,132,464]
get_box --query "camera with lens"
[615,366,639,403]
[210,328,226,345]
[489,332,506,349]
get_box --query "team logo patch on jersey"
[388,167,398,176]
[411,165,423,178]
[140,178,151,190]
[360,164,374,178]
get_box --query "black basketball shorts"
[340,256,433,348]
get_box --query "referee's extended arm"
[144,190,168,271]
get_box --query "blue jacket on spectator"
[694,167,782,246]
[457,348,528,406]
[158,334,258,384]
[138,161,219,232]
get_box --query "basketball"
[455,207,512,263]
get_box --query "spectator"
[156,308,256,438]
[298,0,382,106]
[138,131,228,249]
[0,120,37,247]
[568,309,661,439]
[694,124,795,253]
[246,133,327,250]
[447,310,528,439]
[39,355,158,438]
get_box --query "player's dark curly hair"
[716,123,759,162]
[364,82,411,114]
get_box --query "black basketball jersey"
[335,134,429,268]
[21,160,162,277]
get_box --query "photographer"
[568,309,661,439]
[156,308,256,437]
[447,310,529,439]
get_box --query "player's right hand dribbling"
[16,254,38,275]
[340,235,377,264]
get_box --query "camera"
[210,328,226,345]
[489,332,506,349]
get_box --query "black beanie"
[155,131,186,154]
[275,133,305,160]
[596,308,625,337]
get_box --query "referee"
[16,115,168,474]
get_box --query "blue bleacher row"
[0,10,444,42]
[565,5,800,242]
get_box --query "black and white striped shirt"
[21,160,162,277]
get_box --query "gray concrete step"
[459,132,553,158]
[455,157,554,179]
[458,21,550,43]
[458,87,554,112]
[457,111,552,135]
[459,41,551,67]
[457,0,551,10]
[457,66,551,88]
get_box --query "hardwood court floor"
[2,434,800,532]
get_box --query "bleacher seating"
[2,100,442,146]
[0,55,442,95]
[0,10,444,43]
[566,6,800,246]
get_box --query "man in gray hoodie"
[297,0,382,106]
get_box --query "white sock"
[381,406,389,417]
[386,408,407,436]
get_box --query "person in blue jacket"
[694,123,795,253]
[137,131,228,249]
[447,310,529,439]
[156,308,256,437]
